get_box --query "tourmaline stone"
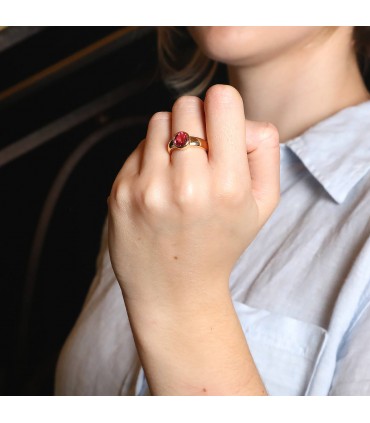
[173,131,189,148]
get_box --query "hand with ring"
[107,84,280,395]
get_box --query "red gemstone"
[173,131,189,148]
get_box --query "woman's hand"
[108,84,279,310]
[107,84,279,395]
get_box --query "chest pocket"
[133,300,328,396]
[233,300,328,395]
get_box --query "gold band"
[167,134,209,155]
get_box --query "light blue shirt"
[55,100,370,395]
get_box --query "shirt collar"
[284,99,370,204]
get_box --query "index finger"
[204,84,250,181]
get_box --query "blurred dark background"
[0,26,228,395]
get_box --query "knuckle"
[139,183,165,213]
[109,179,131,208]
[215,180,246,205]
[172,95,202,112]
[205,84,242,104]
[150,111,171,122]
[259,122,280,145]
[173,183,200,210]
[175,185,194,206]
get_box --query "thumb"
[245,120,281,225]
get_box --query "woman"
[55,27,370,395]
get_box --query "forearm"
[124,286,268,396]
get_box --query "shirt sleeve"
[328,294,370,395]
[54,218,142,395]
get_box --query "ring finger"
[170,96,208,181]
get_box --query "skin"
[107,27,370,395]
[188,26,369,142]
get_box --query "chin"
[187,27,257,64]
[187,26,328,66]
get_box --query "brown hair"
[156,26,370,98]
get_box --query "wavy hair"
[156,27,370,98]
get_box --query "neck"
[227,27,370,143]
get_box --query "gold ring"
[168,131,208,155]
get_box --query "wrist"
[123,284,233,339]
[124,292,258,395]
